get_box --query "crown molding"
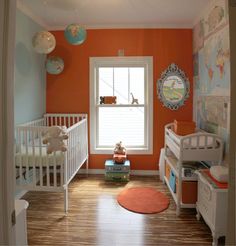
[49,23,193,31]
[17,0,50,29]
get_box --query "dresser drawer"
[197,176,215,224]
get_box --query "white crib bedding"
[15,146,65,167]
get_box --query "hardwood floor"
[23,175,216,246]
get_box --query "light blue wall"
[14,9,46,125]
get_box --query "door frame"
[0,0,16,245]
[227,1,236,245]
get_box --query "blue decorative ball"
[46,56,64,75]
[64,24,87,45]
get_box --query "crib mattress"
[15,146,65,167]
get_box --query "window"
[90,57,153,154]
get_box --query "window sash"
[96,104,147,148]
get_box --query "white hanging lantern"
[32,31,56,54]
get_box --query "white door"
[0,0,16,245]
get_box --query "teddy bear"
[43,126,68,154]
[114,141,126,155]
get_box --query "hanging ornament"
[32,31,56,54]
[64,24,87,45]
[45,56,64,75]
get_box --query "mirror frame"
[157,63,190,110]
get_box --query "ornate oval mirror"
[157,63,190,110]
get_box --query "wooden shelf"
[165,155,198,181]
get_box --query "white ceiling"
[17,0,211,30]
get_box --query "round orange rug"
[117,187,169,214]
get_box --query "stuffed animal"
[43,126,68,154]
[100,96,117,104]
[114,141,126,155]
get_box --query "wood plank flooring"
[23,175,217,246]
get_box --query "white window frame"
[90,56,153,155]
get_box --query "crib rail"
[20,118,45,127]
[44,113,87,128]
[65,118,88,185]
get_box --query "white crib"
[15,113,88,212]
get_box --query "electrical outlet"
[118,49,125,56]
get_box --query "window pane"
[130,67,145,104]
[98,107,144,146]
[99,68,113,98]
[114,68,129,104]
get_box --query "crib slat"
[32,130,36,186]
[60,152,64,187]
[46,151,50,187]
[53,152,57,187]
[204,135,207,149]
[213,136,216,149]
[196,135,200,148]
[38,131,43,187]
[18,129,23,185]
[24,129,30,182]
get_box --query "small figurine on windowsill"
[113,141,127,164]
[130,93,139,104]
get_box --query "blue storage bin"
[169,170,176,193]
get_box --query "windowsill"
[90,147,153,155]
[97,104,145,107]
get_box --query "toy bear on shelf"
[113,141,127,164]
[43,126,68,154]
[114,141,126,155]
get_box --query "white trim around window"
[89,56,153,155]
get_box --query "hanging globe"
[45,56,64,75]
[64,24,86,45]
[32,31,56,54]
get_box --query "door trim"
[0,0,16,244]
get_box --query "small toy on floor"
[113,141,127,164]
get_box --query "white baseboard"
[78,169,159,176]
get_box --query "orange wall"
[47,29,193,170]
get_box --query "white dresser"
[196,171,228,246]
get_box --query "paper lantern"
[32,31,56,54]
[46,56,64,75]
[64,24,86,45]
